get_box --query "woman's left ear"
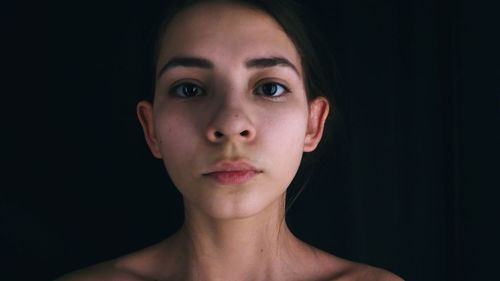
[304,97,330,152]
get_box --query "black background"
[3,0,499,280]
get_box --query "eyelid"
[254,78,291,90]
[170,79,204,89]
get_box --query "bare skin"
[57,229,402,281]
[57,2,403,281]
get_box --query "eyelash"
[169,81,290,100]
[169,81,205,98]
[254,81,290,99]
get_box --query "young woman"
[57,0,403,280]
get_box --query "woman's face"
[138,2,328,219]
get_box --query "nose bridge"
[205,83,256,143]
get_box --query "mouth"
[202,160,262,185]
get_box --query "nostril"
[240,130,250,137]
[214,131,224,138]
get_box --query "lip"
[202,160,262,185]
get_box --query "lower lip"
[205,171,258,185]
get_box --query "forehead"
[157,2,302,75]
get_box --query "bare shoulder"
[54,260,151,281]
[310,248,404,281]
[339,262,404,281]
[55,242,167,281]
[55,236,182,281]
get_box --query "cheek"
[257,105,309,181]
[153,108,201,184]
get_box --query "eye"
[255,82,289,98]
[170,82,205,98]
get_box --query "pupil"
[263,84,277,95]
[184,84,198,97]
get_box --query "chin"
[184,184,287,221]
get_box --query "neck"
[171,197,300,281]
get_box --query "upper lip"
[202,160,262,175]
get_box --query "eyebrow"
[157,57,213,79]
[245,56,300,76]
[157,56,300,80]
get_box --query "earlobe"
[137,101,162,159]
[304,97,330,152]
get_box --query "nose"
[205,100,256,144]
